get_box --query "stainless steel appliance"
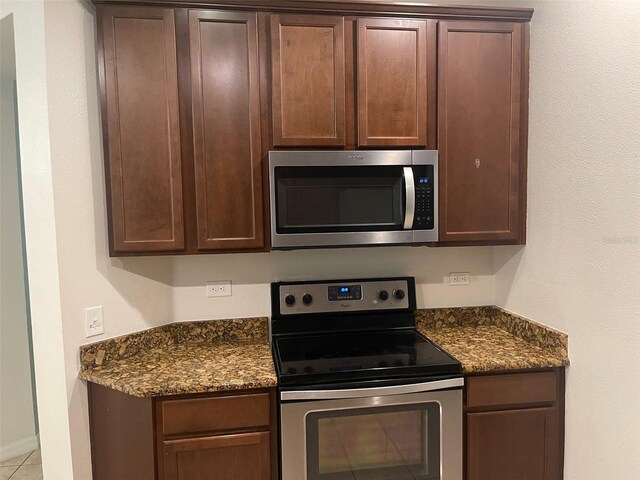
[271,277,463,480]
[269,151,438,249]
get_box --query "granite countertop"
[416,307,569,373]
[79,308,569,398]
[79,317,277,397]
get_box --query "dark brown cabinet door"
[438,21,525,243]
[162,432,270,480]
[357,18,432,147]
[465,370,565,480]
[271,14,346,146]
[189,10,264,250]
[99,6,185,254]
[467,407,561,480]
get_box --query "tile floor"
[0,450,42,480]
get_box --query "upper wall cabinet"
[188,10,264,250]
[269,15,437,149]
[270,14,346,147]
[437,21,528,244]
[97,5,266,256]
[95,1,532,255]
[99,6,185,254]
[356,18,436,147]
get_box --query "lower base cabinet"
[163,432,271,480]
[89,370,565,480]
[465,369,565,480]
[88,384,277,480]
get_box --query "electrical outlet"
[449,272,470,286]
[206,281,232,298]
[84,306,104,337]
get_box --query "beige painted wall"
[0,0,74,478]
[0,13,38,461]
[493,1,640,478]
[43,4,173,477]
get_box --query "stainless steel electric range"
[270,277,463,480]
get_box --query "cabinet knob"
[475,159,481,169]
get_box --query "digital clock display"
[328,285,362,301]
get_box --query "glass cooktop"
[273,329,461,387]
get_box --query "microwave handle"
[403,167,415,229]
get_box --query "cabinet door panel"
[357,18,429,146]
[189,10,264,250]
[271,14,345,146]
[467,407,560,480]
[163,432,270,480]
[438,21,523,242]
[100,6,184,253]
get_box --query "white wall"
[494,1,640,479]
[0,0,75,478]
[42,3,174,478]
[172,247,494,321]
[0,13,38,461]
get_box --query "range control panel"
[277,278,411,315]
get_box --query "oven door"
[280,379,463,480]
[269,151,415,248]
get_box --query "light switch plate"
[449,272,470,286]
[206,281,232,297]
[84,306,104,337]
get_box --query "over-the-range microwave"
[269,150,438,249]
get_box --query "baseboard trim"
[0,435,39,462]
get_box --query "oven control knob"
[302,293,313,305]
[393,289,406,300]
[378,290,389,301]
[284,294,296,306]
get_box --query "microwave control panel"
[413,165,435,230]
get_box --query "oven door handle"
[403,167,415,229]
[280,377,464,401]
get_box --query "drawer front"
[161,393,270,436]
[466,371,558,408]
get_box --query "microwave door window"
[275,166,405,233]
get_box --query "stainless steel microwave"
[269,150,438,249]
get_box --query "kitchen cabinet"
[437,21,529,244]
[88,383,277,480]
[98,6,185,254]
[97,5,266,256]
[465,369,565,480]
[95,1,533,254]
[270,14,346,146]
[188,10,265,250]
[163,433,270,480]
[357,18,435,147]
[269,15,436,148]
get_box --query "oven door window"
[306,403,441,480]
[275,166,405,233]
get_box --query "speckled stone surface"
[79,318,276,397]
[80,308,568,396]
[416,307,569,373]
